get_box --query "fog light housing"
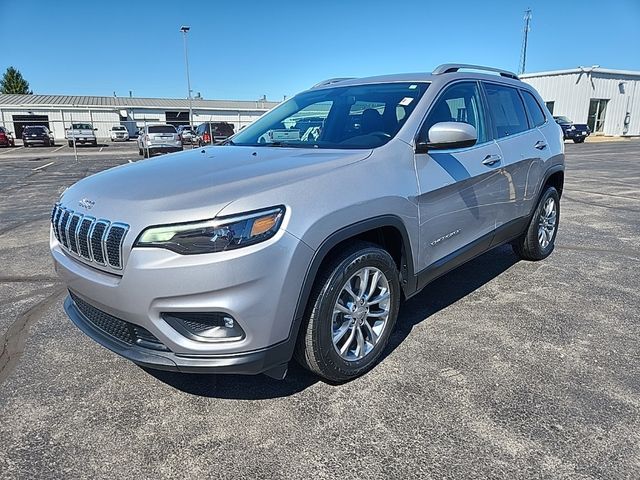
[162,312,245,342]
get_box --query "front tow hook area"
[263,362,288,380]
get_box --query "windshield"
[554,116,572,123]
[231,82,429,149]
[25,126,45,133]
[112,126,126,131]
[72,123,93,129]
[149,125,177,134]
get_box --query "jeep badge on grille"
[78,198,95,210]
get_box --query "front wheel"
[295,241,400,382]
[512,186,560,261]
[573,138,585,143]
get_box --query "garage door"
[12,115,50,138]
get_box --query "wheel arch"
[292,215,416,325]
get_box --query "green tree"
[0,67,33,94]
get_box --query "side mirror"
[416,122,477,153]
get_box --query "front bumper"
[52,227,314,374]
[65,295,293,374]
[563,129,589,139]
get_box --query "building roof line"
[521,67,640,78]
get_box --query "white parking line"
[52,145,65,153]
[0,146,23,156]
[99,146,104,152]
[32,161,55,171]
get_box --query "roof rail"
[432,64,519,80]
[311,77,355,88]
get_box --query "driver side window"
[422,82,487,144]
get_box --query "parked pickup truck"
[65,123,98,147]
[554,116,590,143]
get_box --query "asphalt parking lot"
[0,140,639,479]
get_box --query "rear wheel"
[68,141,73,147]
[512,186,560,261]
[295,241,400,382]
[573,138,585,143]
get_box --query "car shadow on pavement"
[383,244,520,361]
[143,362,319,399]
[145,244,519,399]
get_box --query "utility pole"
[519,8,532,75]
[180,26,193,127]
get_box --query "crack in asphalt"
[0,276,60,284]
[562,194,640,213]
[565,188,640,201]
[0,287,66,385]
[556,244,640,261]
[0,216,49,236]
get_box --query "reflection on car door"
[414,81,502,276]
[482,82,550,232]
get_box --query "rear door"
[482,82,549,231]
[414,81,503,272]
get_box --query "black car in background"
[195,122,235,146]
[22,126,55,147]
[554,116,590,143]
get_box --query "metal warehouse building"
[521,67,640,137]
[0,94,280,139]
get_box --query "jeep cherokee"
[50,64,564,382]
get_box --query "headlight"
[135,206,285,254]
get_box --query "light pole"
[180,25,193,127]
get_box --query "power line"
[519,8,532,75]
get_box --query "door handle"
[482,154,502,166]
[534,140,547,150]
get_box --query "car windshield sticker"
[399,97,414,106]
[271,129,300,141]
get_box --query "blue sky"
[1,0,638,101]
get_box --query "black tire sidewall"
[312,248,400,379]
[531,187,560,257]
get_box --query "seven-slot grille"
[51,203,129,270]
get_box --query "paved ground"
[0,141,639,479]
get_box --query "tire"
[138,147,143,156]
[295,241,401,382]
[573,138,585,143]
[512,186,560,261]
[68,141,73,147]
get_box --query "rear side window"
[148,125,177,134]
[422,81,488,144]
[483,83,529,138]
[521,90,546,127]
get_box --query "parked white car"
[110,126,130,142]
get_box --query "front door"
[588,99,608,133]
[414,81,502,273]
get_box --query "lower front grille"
[70,292,168,351]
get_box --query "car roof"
[310,68,527,91]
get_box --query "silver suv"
[50,64,564,382]
[137,124,182,157]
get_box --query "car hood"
[60,145,372,229]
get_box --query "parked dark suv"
[195,122,235,145]
[23,126,55,147]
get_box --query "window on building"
[545,101,555,114]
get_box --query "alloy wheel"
[332,267,391,361]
